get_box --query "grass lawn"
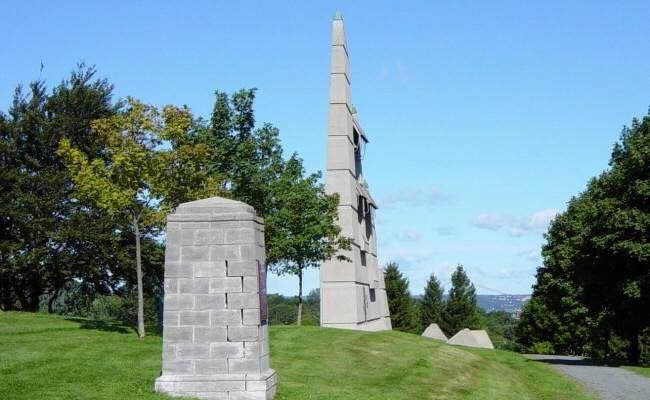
[0,312,593,400]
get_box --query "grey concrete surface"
[527,354,650,400]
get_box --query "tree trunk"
[134,217,145,339]
[47,287,61,314]
[296,266,303,326]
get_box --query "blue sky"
[2,1,649,296]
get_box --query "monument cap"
[170,196,259,222]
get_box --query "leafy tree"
[267,294,300,325]
[266,290,321,326]
[384,262,418,332]
[0,67,138,312]
[420,272,444,331]
[441,265,480,336]
[481,310,518,350]
[197,89,350,325]
[198,89,284,217]
[58,98,218,337]
[265,155,350,325]
[518,110,649,363]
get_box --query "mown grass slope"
[0,312,593,400]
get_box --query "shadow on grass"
[534,358,602,366]
[526,355,621,367]
[64,317,136,335]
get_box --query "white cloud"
[379,247,455,293]
[524,208,558,230]
[472,213,507,230]
[472,209,559,237]
[381,185,448,208]
[394,229,422,242]
[507,208,559,237]
[434,226,456,236]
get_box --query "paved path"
[526,354,650,400]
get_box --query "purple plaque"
[258,260,268,325]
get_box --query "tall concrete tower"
[320,13,392,331]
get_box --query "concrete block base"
[156,197,276,399]
[155,371,277,400]
[322,316,392,332]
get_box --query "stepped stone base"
[155,371,277,400]
[322,316,392,332]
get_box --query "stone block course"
[194,359,228,375]
[195,294,226,310]
[225,228,256,244]
[162,360,193,375]
[210,342,244,358]
[194,261,227,277]
[243,309,261,326]
[177,343,211,359]
[243,277,258,292]
[182,246,212,261]
[163,326,193,343]
[165,294,194,310]
[194,327,227,343]
[229,358,261,375]
[228,292,259,309]
[211,309,242,325]
[180,310,210,326]
[209,277,242,293]
[165,262,192,278]
[228,261,258,277]
[243,342,260,358]
[228,326,260,342]
[178,278,209,294]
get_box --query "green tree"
[384,262,417,332]
[265,155,350,325]
[420,273,444,331]
[58,98,218,337]
[518,110,650,362]
[482,310,518,350]
[198,89,284,217]
[0,67,139,312]
[442,265,480,336]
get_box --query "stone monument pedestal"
[155,197,276,400]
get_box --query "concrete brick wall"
[155,197,276,400]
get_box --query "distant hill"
[415,294,531,315]
[476,294,530,314]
